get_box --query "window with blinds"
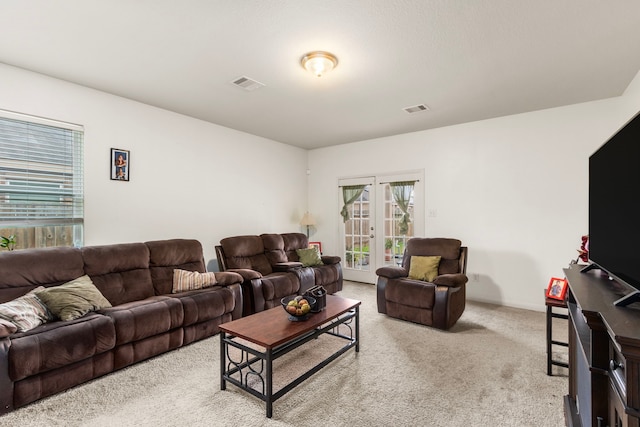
[0,110,84,249]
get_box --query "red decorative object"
[577,235,589,263]
[309,241,322,254]
[546,277,568,301]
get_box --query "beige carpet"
[0,281,568,427]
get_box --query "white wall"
[3,60,639,310]
[0,63,309,268]
[308,71,640,310]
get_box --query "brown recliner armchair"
[376,238,468,330]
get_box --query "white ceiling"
[1,1,640,149]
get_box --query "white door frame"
[338,176,376,283]
[338,170,424,284]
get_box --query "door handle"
[370,234,374,238]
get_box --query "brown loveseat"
[0,239,243,414]
[215,232,342,315]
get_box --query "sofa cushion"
[405,238,462,274]
[385,278,435,309]
[0,287,53,333]
[36,275,112,321]
[0,246,85,304]
[282,233,309,260]
[13,351,114,410]
[82,243,155,306]
[220,235,273,275]
[172,269,217,293]
[8,313,116,381]
[147,239,207,296]
[261,233,288,265]
[257,273,300,310]
[99,296,184,345]
[408,256,441,282]
[296,247,323,267]
[312,264,341,288]
[168,286,236,326]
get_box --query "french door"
[339,172,423,284]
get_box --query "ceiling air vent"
[403,104,430,114]
[231,76,265,91]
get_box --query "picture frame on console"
[111,148,130,181]
[546,277,568,300]
[309,241,322,254]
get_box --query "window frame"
[0,109,84,249]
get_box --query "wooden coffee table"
[219,294,360,418]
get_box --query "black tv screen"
[588,110,640,306]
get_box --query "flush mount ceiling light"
[301,51,338,77]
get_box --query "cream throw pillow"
[0,318,18,338]
[172,269,217,293]
[0,286,53,332]
[408,256,442,282]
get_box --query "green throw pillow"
[296,247,323,267]
[408,255,442,282]
[36,275,112,321]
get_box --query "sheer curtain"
[389,181,415,234]
[340,185,366,222]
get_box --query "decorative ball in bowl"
[281,295,316,321]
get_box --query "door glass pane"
[344,185,371,271]
[382,183,415,266]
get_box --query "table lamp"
[300,212,316,238]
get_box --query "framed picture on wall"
[309,241,322,254]
[545,277,568,300]
[111,148,130,181]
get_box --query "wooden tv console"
[563,264,640,427]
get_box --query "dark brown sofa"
[215,232,342,315]
[0,239,243,414]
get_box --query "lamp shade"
[300,212,316,226]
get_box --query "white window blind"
[0,110,84,236]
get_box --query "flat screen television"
[584,110,640,306]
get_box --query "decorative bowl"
[281,295,316,321]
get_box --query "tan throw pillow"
[408,256,442,282]
[0,286,53,332]
[36,275,112,321]
[172,269,217,293]
[296,247,323,267]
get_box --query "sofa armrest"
[273,262,303,272]
[227,268,262,281]
[375,266,408,279]
[0,338,13,414]
[214,271,244,286]
[321,255,341,265]
[433,273,468,287]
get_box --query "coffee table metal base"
[220,306,359,418]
